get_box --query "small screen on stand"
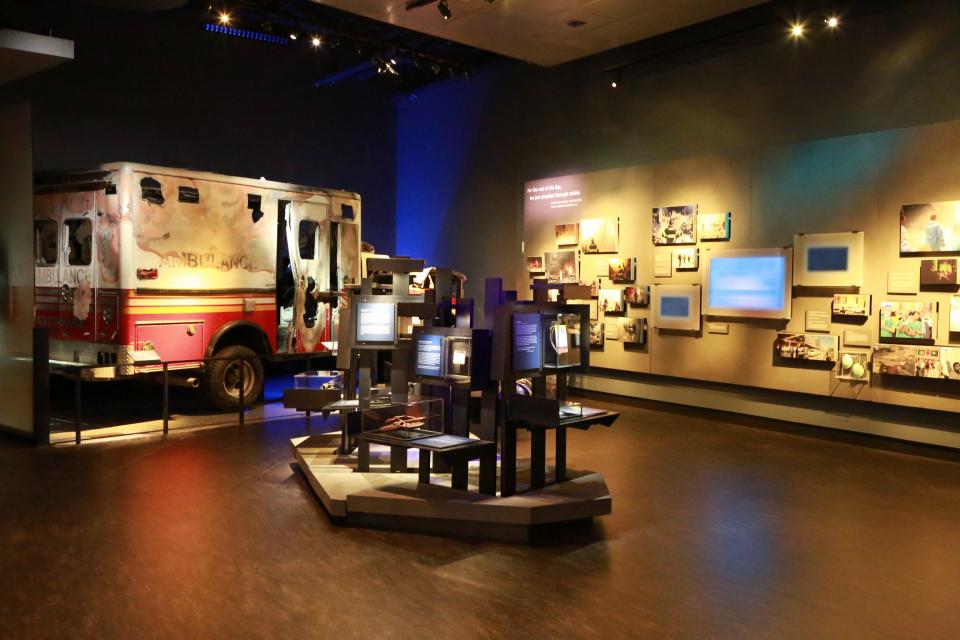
[512,313,542,371]
[355,302,397,345]
[414,333,444,377]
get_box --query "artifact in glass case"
[544,313,582,368]
[445,337,472,379]
[836,352,869,381]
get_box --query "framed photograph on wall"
[672,248,699,271]
[544,250,578,284]
[652,205,697,245]
[943,347,960,380]
[900,201,960,255]
[599,288,625,314]
[832,294,871,318]
[878,300,937,344]
[920,258,958,287]
[699,212,731,241]
[774,333,838,362]
[873,345,919,377]
[555,223,579,246]
[625,285,650,307]
[526,256,544,273]
[579,218,619,254]
[608,257,636,283]
[652,284,701,331]
[588,319,604,348]
[793,232,864,288]
[618,317,647,345]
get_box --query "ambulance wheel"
[202,345,264,411]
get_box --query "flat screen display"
[660,296,690,318]
[706,251,791,319]
[414,333,444,377]
[512,313,542,372]
[355,302,397,345]
[807,246,849,272]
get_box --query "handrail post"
[162,362,169,435]
[74,372,82,445]
[238,357,245,426]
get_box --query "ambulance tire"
[202,345,264,412]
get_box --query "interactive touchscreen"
[512,313,542,372]
[708,254,788,315]
[355,302,397,345]
[414,333,444,377]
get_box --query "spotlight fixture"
[289,31,298,40]
[825,16,840,29]
[610,70,621,89]
[438,0,451,20]
[311,35,321,47]
[218,11,231,25]
[789,22,804,38]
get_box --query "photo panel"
[672,248,699,271]
[879,300,937,344]
[775,333,838,362]
[555,223,579,246]
[544,249,578,284]
[919,258,958,287]
[608,257,636,283]
[526,256,544,273]
[652,284,701,331]
[599,288,625,314]
[652,205,697,245]
[618,317,648,345]
[589,319,604,347]
[942,347,960,380]
[900,201,960,255]
[579,218,619,254]
[872,345,918,377]
[793,232,864,288]
[832,293,871,318]
[625,285,650,307]
[699,212,731,241]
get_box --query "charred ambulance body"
[34,162,361,409]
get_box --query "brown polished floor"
[2,395,960,639]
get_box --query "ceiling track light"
[438,0,451,20]
[610,70,621,89]
[825,16,840,29]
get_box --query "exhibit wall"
[0,102,35,436]
[394,0,960,441]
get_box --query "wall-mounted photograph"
[526,256,544,273]
[608,257,636,283]
[588,319,604,347]
[599,288,625,314]
[793,232,864,288]
[579,218,618,253]
[672,247,699,271]
[879,300,937,343]
[555,223,579,246]
[837,352,870,382]
[652,205,697,245]
[774,333,838,362]
[919,258,958,286]
[873,345,918,376]
[698,212,731,241]
[625,285,650,306]
[618,317,647,345]
[544,250,578,284]
[900,201,960,255]
[832,293,871,317]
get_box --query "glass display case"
[543,312,582,368]
[359,397,444,438]
[293,370,343,390]
[445,336,472,379]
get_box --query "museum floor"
[2,394,960,639]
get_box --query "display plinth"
[290,435,612,542]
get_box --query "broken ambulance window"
[248,194,264,223]
[178,186,200,203]
[34,220,58,265]
[140,177,164,205]
[340,203,355,220]
[298,220,318,260]
[65,219,93,266]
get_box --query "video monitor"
[354,302,397,346]
[704,248,793,319]
[512,312,543,372]
[414,333,444,377]
[652,285,701,331]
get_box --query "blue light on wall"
[204,23,289,45]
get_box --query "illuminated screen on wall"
[660,296,690,318]
[512,313,542,372]
[355,302,397,345]
[705,249,792,319]
[414,333,444,377]
[807,246,849,272]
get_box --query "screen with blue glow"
[807,246,849,272]
[512,313,542,371]
[660,296,690,318]
[709,255,787,311]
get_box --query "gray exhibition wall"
[0,102,34,436]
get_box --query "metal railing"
[50,353,326,445]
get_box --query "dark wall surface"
[395,0,960,298]
[1,1,397,254]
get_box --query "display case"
[543,312,582,369]
[292,370,343,390]
[359,397,444,438]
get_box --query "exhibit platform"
[291,433,611,542]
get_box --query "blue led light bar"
[204,23,289,45]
